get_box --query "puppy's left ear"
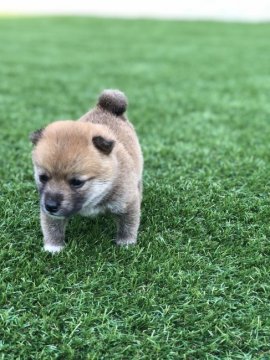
[92,136,115,155]
[29,128,44,145]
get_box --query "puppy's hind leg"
[115,199,140,246]
[41,211,67,253]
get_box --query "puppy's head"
[30,121,116,218]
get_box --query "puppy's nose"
[45,199,60,213]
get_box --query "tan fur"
[33,121,117,179]
[31,90,143,252]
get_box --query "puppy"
[30,90,143,253]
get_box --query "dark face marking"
[70,191,86,214]
[39,179,88,218]
[44,192,63,204]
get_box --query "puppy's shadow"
[66,213,116,249]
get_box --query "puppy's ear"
[29,128,44,145]
[92,136,115,155]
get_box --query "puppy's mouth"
[46,212,66,220]
[41,203,81,219]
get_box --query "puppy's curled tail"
[98,89,127,116]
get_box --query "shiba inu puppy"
[30,90,143,253]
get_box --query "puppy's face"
[31,121,116,218]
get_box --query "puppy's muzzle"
[44,193,63,214]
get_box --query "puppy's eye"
[69,178,85,188]
[39,174,49,183]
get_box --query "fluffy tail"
[98,89,128,116]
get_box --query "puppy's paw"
[116,238,137,247]
[43,243,65,254]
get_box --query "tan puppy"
[30,90,143,253]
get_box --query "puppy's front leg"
[116,200,140,246]
[41,211,67,253]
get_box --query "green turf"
[1,16,270,359]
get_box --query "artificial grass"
[0,16,270,359]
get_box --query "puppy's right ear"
[29,128,44,145]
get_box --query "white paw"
[116,238,137,247]
[43,244,65,254]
